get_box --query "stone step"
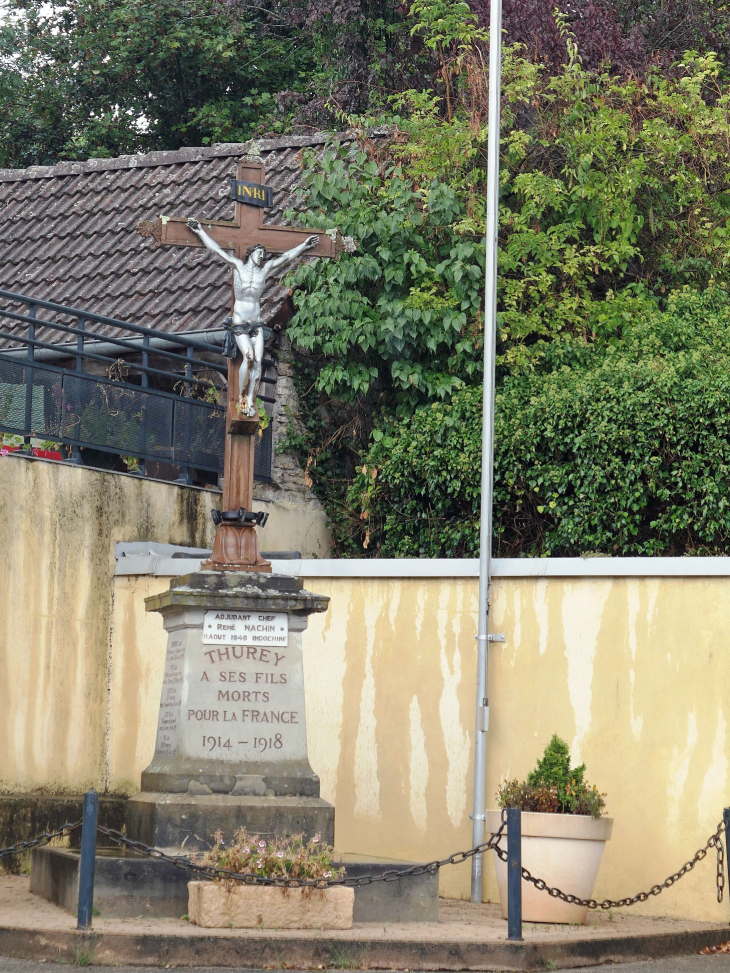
[30,845,439,923]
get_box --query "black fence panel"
[0,290,277,481]
[172,396,225,470]
[254,420,273,484]
[61,373,175,458]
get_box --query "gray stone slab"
[126,792,334,850]
[30,846,438,922]
[30,846,190,918]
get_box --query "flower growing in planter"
[497,734,607,818]
[196,828,345,886]
[486,735,613,924]
[188,830,353,929]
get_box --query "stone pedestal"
[126,570,332,850]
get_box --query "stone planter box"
[188,881,354,929]
[485,810,613,924]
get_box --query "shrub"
[351,288,730,557]
[497,735,607,818]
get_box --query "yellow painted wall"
[0,457,216,795]
[108,571,730,922]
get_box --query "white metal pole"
[470,0,503,904]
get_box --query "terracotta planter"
[485,810,613,924]
[188,881,354,929]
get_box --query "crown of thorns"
[244,243,272,261]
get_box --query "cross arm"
[252,224,344,260]
[137,215,344,262]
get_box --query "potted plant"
[188,829,354,929]
[486,735,613,924]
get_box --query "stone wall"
[4,499,730,920]
[0,455,218,796]
[256,334,322,507]
[103,558,730,922]
[0,454,329,798]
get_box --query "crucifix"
[138,161,342,574]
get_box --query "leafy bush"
[198,829,343,886]
[497,735,607,818]
[0,0,312,166]
[351,289,730,557]
[282,6,730,554]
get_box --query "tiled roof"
[0,136,343,338]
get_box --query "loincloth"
[222,320,263,359]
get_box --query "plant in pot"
[188,829,353,929]
[486,734,612,924]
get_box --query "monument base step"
[30,845,439,923]
[0,794,126,872]
[126,791,335,850]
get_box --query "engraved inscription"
[155,636,185,754]
[203,611,288,646]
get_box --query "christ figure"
[187,218,319,417]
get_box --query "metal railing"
[0,290,274,482]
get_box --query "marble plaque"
[203,610,288,646]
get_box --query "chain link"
[0,815,725,908]
[97,818,507,889]
[491,818,727,909]
[0,820,81,860]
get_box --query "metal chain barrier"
[97,816,726,902]
[1,813,725,910]
[0,820,82,860]
[97,818,507,889]
[492,818,727,909]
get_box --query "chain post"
[506,808,523,941]
[76,790,99,930]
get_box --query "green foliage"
[291,37,730,375]
[282,2,730,555]
[526,734,583,800]
[497,734,607,818]
[0,0,312,166]
[351,289,730,557]
[287,143,486,405]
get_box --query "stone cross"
[139,161,341,572]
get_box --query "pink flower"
[257,859,262,867]
[324,871,331,878]
[313,835,320,844]
[259,840,266,848]
[277,851,284,858]
[243,847,250,853]
[0,449,7,456]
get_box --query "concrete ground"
[2,957,730,973]
[0,876,729,970]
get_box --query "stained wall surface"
[0,455,216,794]
[108,567,730,922]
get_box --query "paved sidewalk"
[0,876,728,970]
[1,962,730,973]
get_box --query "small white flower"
[277,851,284,858]
[313,835,320,844]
